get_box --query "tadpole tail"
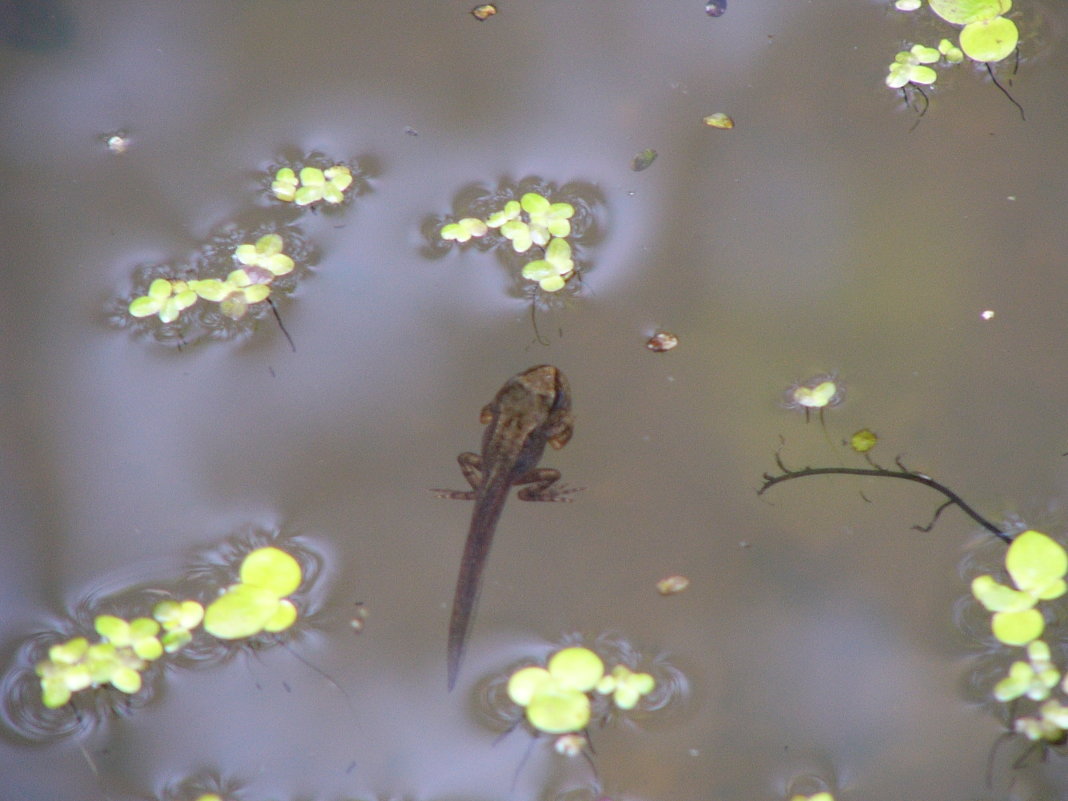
[447,490,506,690]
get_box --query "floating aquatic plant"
[30,545,305,711]
[124,230,302,342]
[758,409,1068,758]
[215,270,273,321]
[782,373,845,426]
[272,165,354,206]
[958,14,1018,62]
[938,36,966,62]
[889,0,1018,65]
[120,153,360,348]
[34,613,170,708]
[437,188,581,293]
[31,602,209,709]
[886,44,941,88]
[128,235,295,326]
[596,664,657,710]
[521,237,574,292]
[440,217,488,243]
[967,531,1068,744]
[884,0,1022,117]
[928,0,1010,26]
[129,278,198,324]
[994,640,1060,702]
[972,529,1066,646]
[203,547,302,639]
[506,646,656,734]
[234,233,295,278]
[786,377,841,410]
[153,599,205,653]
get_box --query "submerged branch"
[759,450,1011,543]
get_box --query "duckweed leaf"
[203,584,281,639]
[972,574,1034,612]
[1006,530,1068,599]
[109,666,143,694]
[161,629,193,653]
[263,598,298,632]
[597,664,656,709]
[538,274,566,292]
[40,679,73,709]
[994,660,1038,701]
[507,666,553,706]
[992,608,1045,646]
[959,16,1019,62]
[240,547,302,596]
[153,599,205,630]
[525,684,591,733]
[938,37,965,62]
[486,201,521,228]
[500,220,533,252]
[928,0,1010,25]
[792,380,839,408]
[189,279,230,302]
[520,192,550,217]
[547,647,604,692]
[272,167,299,202]
[49,637,88,665]
[910,43,941,63]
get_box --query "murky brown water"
[3,1,1068,799]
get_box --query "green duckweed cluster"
[506,646,655,735]
[35,603,201,709]
[441,192,577,292]
[271,165,353,206]
[202,546,302,639]
[971,530,1068,741]
[886,0,1018,89]
[129,234,295,324]
[122,156,357,343]
[34,547,302,710]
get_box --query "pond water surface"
[3,2,1068,800]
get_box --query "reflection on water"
[3,0,1068,799]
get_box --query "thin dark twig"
[509,733,538,795]
[759,450,1010,543]
[985,62,1025,121]
[909,84,929,133]
[267,298,296,352]
[914,498,953,533]
[529,299,550,347]
[281,642,359,719]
